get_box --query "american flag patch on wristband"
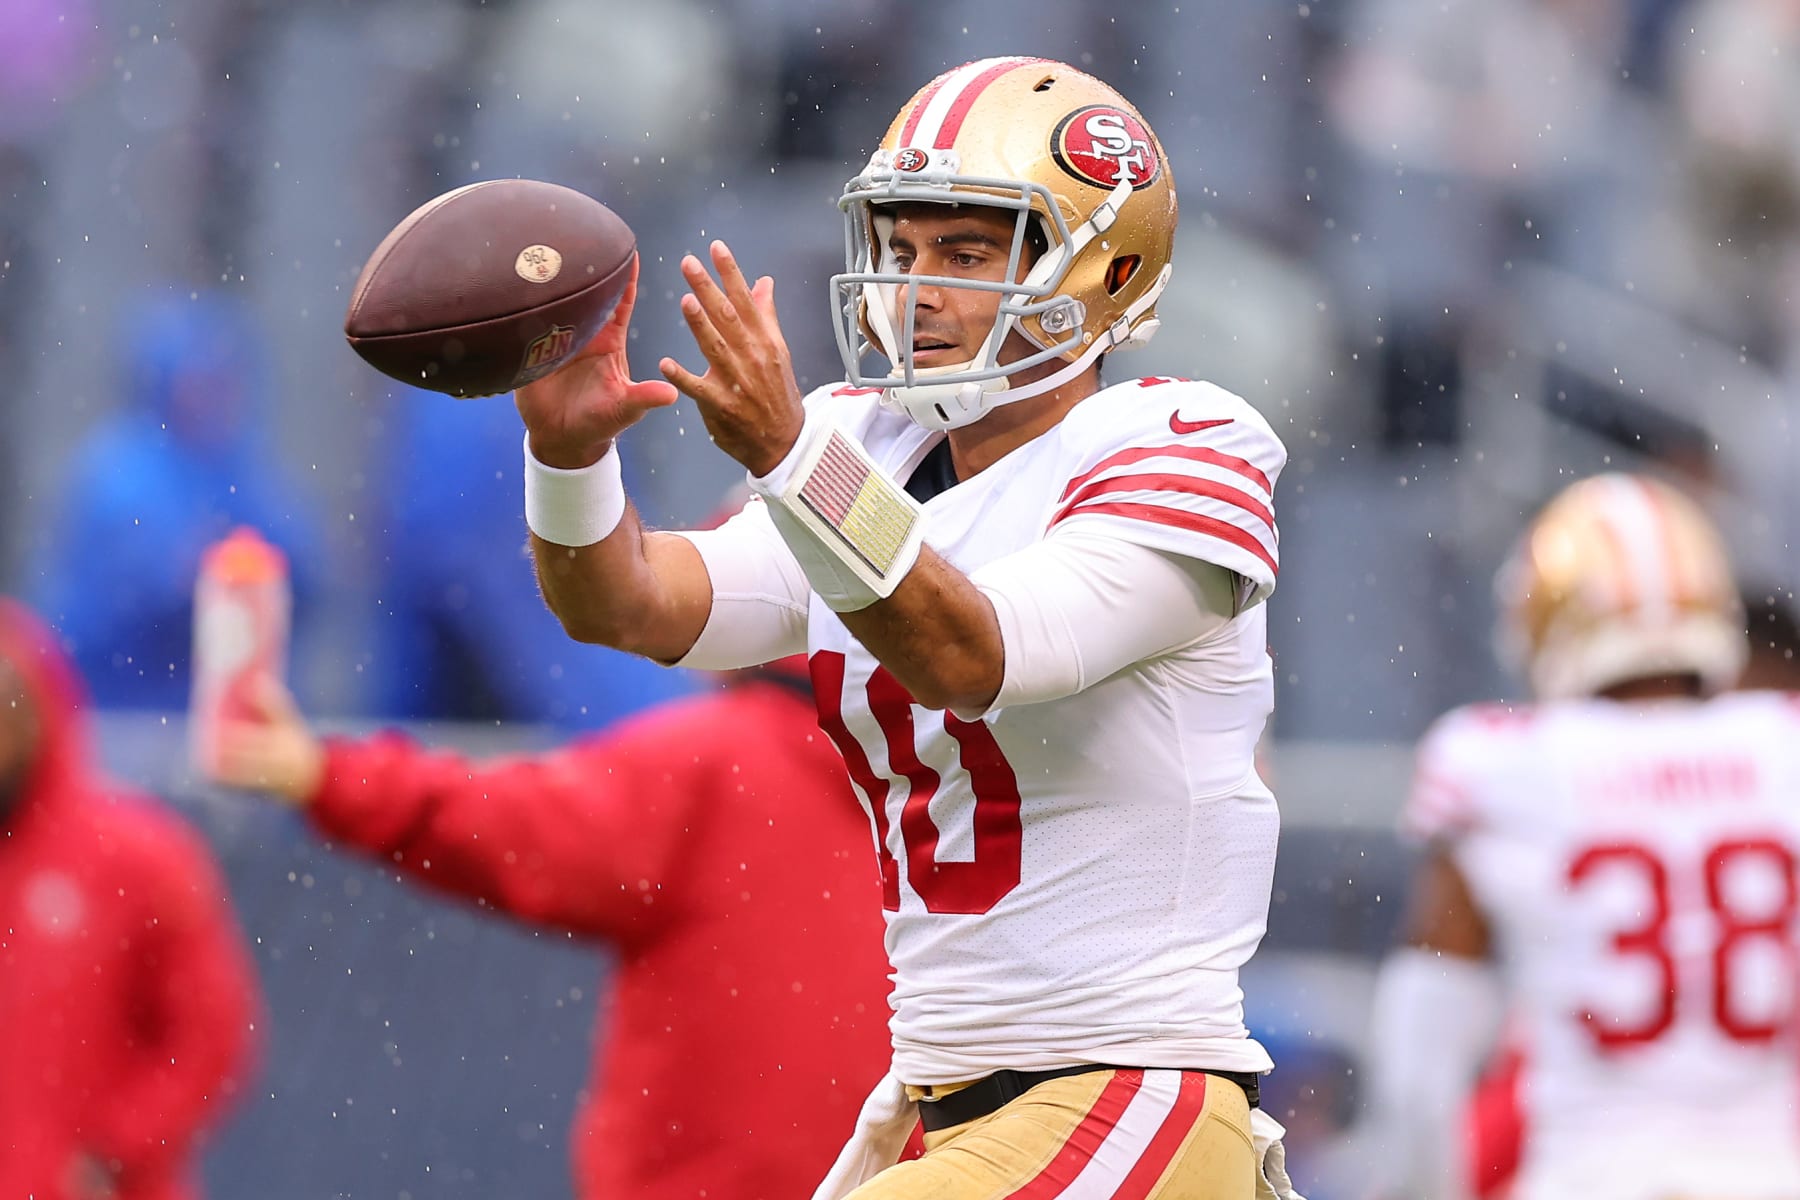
[798,431,918,575]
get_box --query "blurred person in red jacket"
[0,599,260,1200]
[205,656,898,1200]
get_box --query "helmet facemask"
[831,149,1143,431]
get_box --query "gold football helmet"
[1496,474,1747,698]
[831,57,1178,430]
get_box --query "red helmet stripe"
[898,70,955,146]
[932,57,1048,148]
[1627,474,1697,608]
[902,57,1052,151]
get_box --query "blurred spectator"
[204,658,897,1200]
[368,387,690,727]
[1663,0,1800,363]
[25,290,324,711]
[0,0,98,142]
[0,0,99,580]
[1323,0,1650,446]
[0,597,260,1200]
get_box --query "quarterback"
[1370,474,1800,1200]
[514,58,1300,1200]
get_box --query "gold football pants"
[847,1068,1256,1199]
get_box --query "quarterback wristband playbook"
[523,433,627,548]
[749,410,925,612]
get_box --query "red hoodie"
[0,600,260,1200]
[307,671,896,1200]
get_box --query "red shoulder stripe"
[1049,501,1278,575]
[1052,470,1274,531]
[1059,440,1271,502]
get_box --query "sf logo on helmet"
[1052,105,1161,189]
[893,147,929,173]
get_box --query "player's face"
[885,204,1041,370]
[0,657,37,823]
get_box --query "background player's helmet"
[1496,473,1747,699]
[831,57,1177,431]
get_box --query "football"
[344,179,635,398]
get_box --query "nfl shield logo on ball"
[519,324,577,381]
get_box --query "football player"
[512,58,1301,1199]
[1369,473,1800,1199]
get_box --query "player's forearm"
[838,548,1004,713]
[523,429,715,660]
[530,513,708,662]
[313,736,660,934]
[531,501,649,644]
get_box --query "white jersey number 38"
[1568,836,1799,1048]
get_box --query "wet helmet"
[832,57,1177,430]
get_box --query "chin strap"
[900,258,1173,422]
[870,173,1172,431]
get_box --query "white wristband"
[748,409,924,612]
[523,433,626,547]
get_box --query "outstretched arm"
[512,255,713,661]
[209,677,693,938]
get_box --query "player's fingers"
[710,241,760,326]
[678,291,735,368]
[622,378,680,409]
[680,253,740,330]
[610,254,642,327]
[751,276,788,351]
[572,253,641,360]
[657,356,711,401]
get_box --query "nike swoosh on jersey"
[1169,413,1232,435]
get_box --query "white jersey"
[774,375,1285,1085]
[678,375,1288,1084]
[1407,691,1800,1199]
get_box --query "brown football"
[344,179,634,397]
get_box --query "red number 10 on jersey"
[811,650,1024,915]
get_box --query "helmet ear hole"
[1105,255,1141,295]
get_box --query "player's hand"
[515,254,680,469]
[659,240,805,478]
[208,674,326,805]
